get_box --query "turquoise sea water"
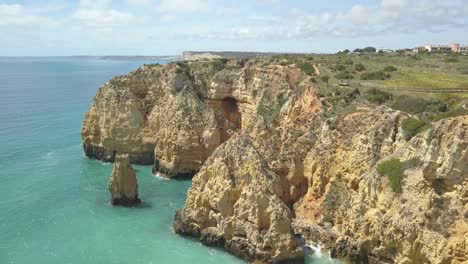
[0,57,340,264]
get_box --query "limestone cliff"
[173,134,304,263]
[82,60,318,178]
[292,111,467,264]
[83,57,467,263]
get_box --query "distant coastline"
[0,55,180,62]
[72,55,180,61]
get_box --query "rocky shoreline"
[82,57,467,263]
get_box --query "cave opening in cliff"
[221,97,242,129]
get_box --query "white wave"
[308,242,323,257]
[153,172,170,180]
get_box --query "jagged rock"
[293,111,468,264]
[83,58,467,263]
[108,155,140,206]
[173,134,304,263]
[81,60,317,178]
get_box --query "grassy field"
[378,68,468,89]
[252,52,468,120]
[244,52,468,131]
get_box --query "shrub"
[363,46,377,53]
[364,88,392,104]
[457,64,468,75]
[404,157,423,169]
[429,108,468,122]
[279,61,289,66]
[391,95,447,114]
[322,176,347,224]
[444,57,460,63]
[322,214,333,224]
[384,65,397,72]
[401,117,431,140]
[175,61,190,74]
[320,75,330,83]
[335,64,346,71]
[296,61,315,75]
[361,71,386,80]
[257,91,285,125]
[377,158,405,192]
[219,58,228,64]
[335,71,353,80]
[210,58,229,71]
[425,99,448,113]
[343,59,354,65]
[354,63,365,72]
[439,93,463,107]
[145,63,160,68]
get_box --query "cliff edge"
[82,57,467,263]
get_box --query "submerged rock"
[108,155,141,206]
[173,134,304,263]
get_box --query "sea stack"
[108,155,141,206]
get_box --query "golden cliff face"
[81,60,318,177]
[173,134,304,263]
[293,110,467,264]
[82,58,467,263]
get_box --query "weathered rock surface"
[83,58,467,263]
[108,155,140,206]
[82,60,317,178]
[173,134,304,263]
[292,111,468,264]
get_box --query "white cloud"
[73,9,135,30]
[126,0,153,7]
[255,0,280,4]
[178,0,468,41]
[158,0,210,14]
[79,0,112,9]
[215,6,240,16]
[0,3,57,27]
[293,0,468,38]
[73,0,141,31]
[0,3,22,16]
[381,0,408,9]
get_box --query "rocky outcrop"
[82,60,316,178]
[83,57,467,263]
[173,134,304,263]
[108,155,140,206]
[292,110,468,264]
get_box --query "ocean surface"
[0,57,340,264]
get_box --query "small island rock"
[108,155,141,206]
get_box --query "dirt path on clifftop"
[313,64,320,76]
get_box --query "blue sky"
[1,0,468,56]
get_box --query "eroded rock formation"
[83,58,467,263]
[108,155,140,206]
[81,60,317,178]
[293,111,468,264]
[173,134,304,263]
